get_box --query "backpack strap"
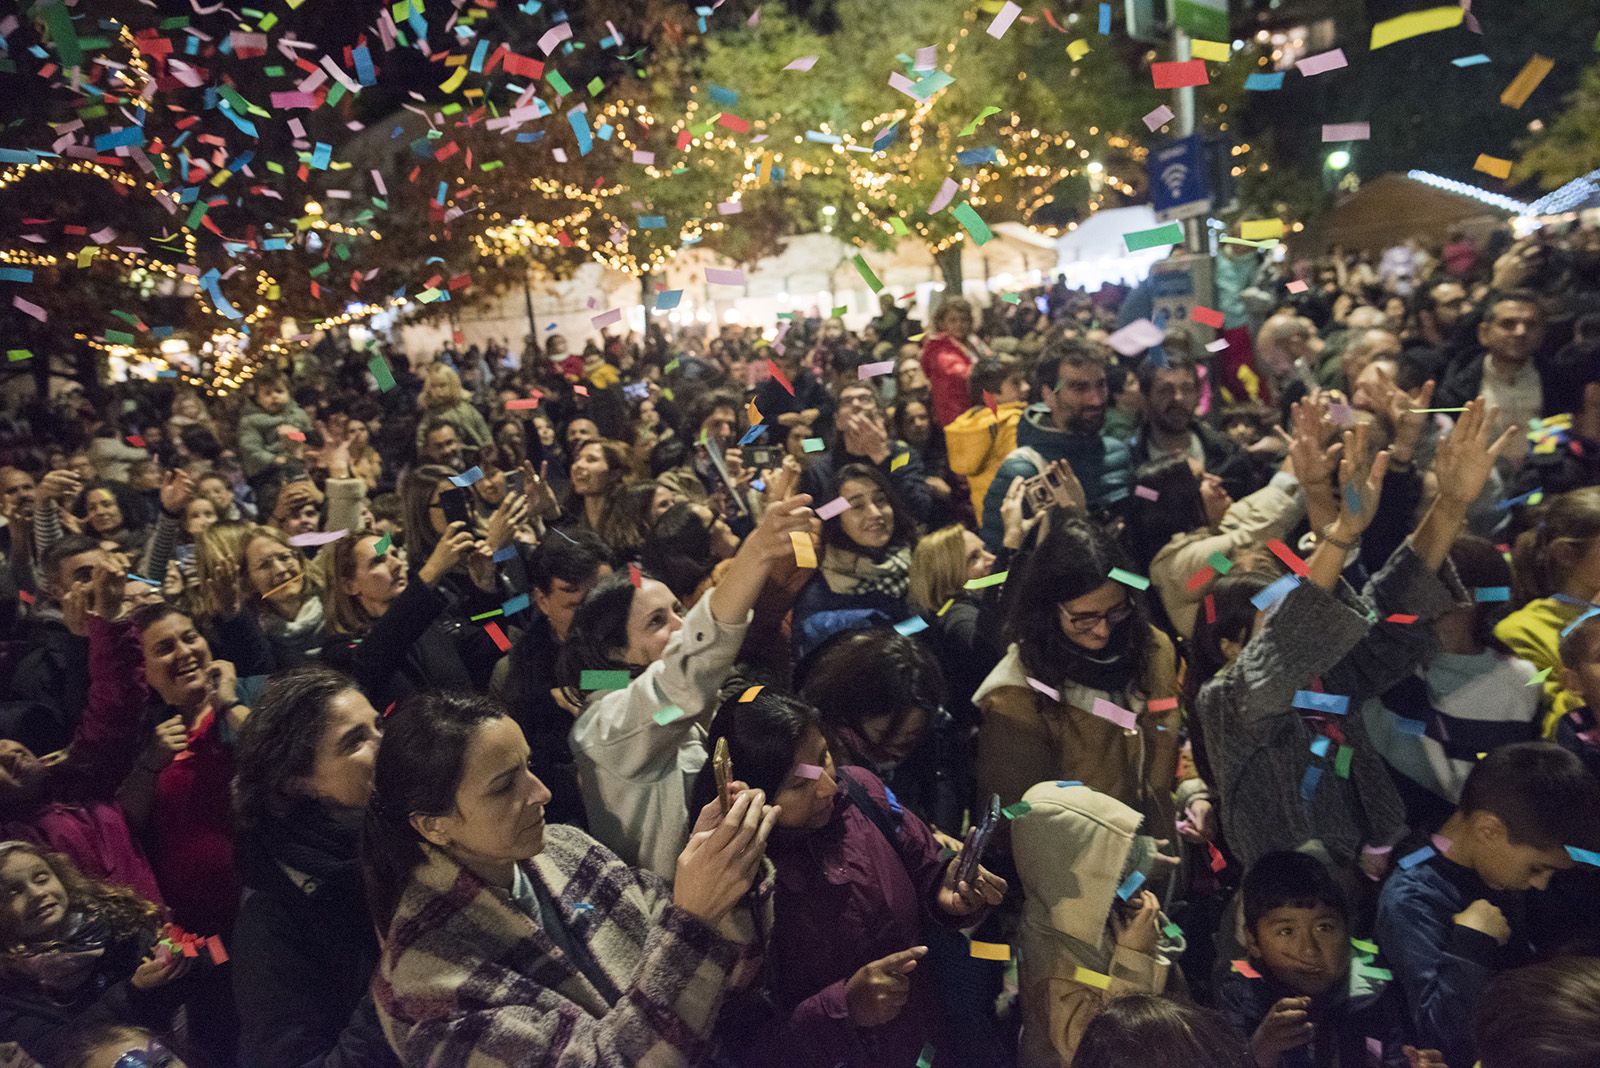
[1009,445,1047,477]
[840,769,903,852]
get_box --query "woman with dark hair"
[229,666,396,1068]
[1131,447,1304,640]
[1069,994,1252,1068]
[361,690,775,1065]
[0,843,192,1065]
[563,439,632,534]
[558,494,814,878]
[1475,957,1600,1068]
[972,513,1186,840]
[594,480,674,559]
[72,481,149,553]
[689,689,1005,1068]
[640,501,739,607]
[1359,536,1542,828]
[790,463,918,661]
[797,629,955,831]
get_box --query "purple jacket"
[753,765,954,1068]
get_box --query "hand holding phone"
[713,737,734,817]
[955,795,1002,887]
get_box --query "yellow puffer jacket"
[944,401,1026,516]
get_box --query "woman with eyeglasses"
[972,514,1187,843]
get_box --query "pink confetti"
[986,1,1023,39]
[1027,677,1061,702]
[632,149,656,165]
[1090,697,1139,732]
[573,384,590,397]
[716,201,743,215]
[1431,833,1453,855]
[1296,48,1348,77]
[705,267,746,286]
[1134,485,1160,501]
[537,22,573,55]
[793,762,824,780]
[12,296,45,322]
[1321,122,1370,142]
[1205,338,1230,353]
[1142,105,1175,131]
[784,55,819,72]
[288,529,349,547]
[914,45,937,71]
[747,6,760,26]
[927,177,959,214]
[857,360,895,379]
[888,71,921,100]
[815,496,852,520]
[590,308,622,329]
[1286,279,1309,294]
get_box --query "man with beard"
[979,341,1132,549]
[1436,290,1549,440]
[1128,355,1271,502]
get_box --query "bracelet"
[1322,527,1360,552]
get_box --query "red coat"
[151,709,238,935]
[920,335,975,427]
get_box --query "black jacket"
[1216,964,1411,1067]
[4,619,88,754]
[1127,420,1271,502]
[1435,350,1556,413]
[494,613,588,828]
[0,925,186,1064]
[231,823,398,1068]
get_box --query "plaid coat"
[372,825,766,1068]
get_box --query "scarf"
[820,543,911,601]
[261,595,325,646]
[3,910,110,994]
[251,797,364,903]
[1026,617,1143,696]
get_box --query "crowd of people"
[2,220,1600,1068]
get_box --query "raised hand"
[141,714,189,772]
[420,521,476,586]
[740,494,816,564]
[1332,422,1389,538]
[673,787,778,925]
[1434,397,1518,508]
[1287,395,1341,488]
[938,857,1007,917]
[1251,996,1314,1066]
[484,492,530,553]
[158,469,194,517]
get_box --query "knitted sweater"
[1194,544,1458,869]
[373,826,764,1068]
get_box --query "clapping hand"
[1434,397,1518,508]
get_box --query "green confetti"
[959,105,1002,136]
[469,608,505,622]
[916,1044,936,1068]
[851,253,884,292]
[1334,744,1353,779]
[1528,665,1552,687]
[951,202,994,246]
[965,570,1009,591]
[1350,937,1378,955]
[373,532,393,557]
[1207,551,1234,574]
[1000,293,1021,304]
[581,669,633,691]
[888,216,909,235]
[6,350,33,362]
[368,353,396,391]
[480,160,504,171]
[1108,567,1150,591]
[587,76,605,96]
[547,70,572,96]
[653,705,686,725]
[36,2,83,70]
[1163,920,1184,940]
[1001,800,1031,820]
[801,437,825,453]
[104,330,135,346]
[1123,222,1185,251]
[831,305,848,319]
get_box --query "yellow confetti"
[1072,965,1112,990]
[439,66,468,94]
[738,684,764,703]
[969,940,1012,961]
[1239,218,1285,241]
[1066,39,1091,61]
[790,530,817,569]
[1189,39,1231,62]
[1369,5,1464,49]
[75,246,99,268]
[890,452,910,472]
[1474,154,1513,180]
[1500,55,1554,110]
[937,598,955,617]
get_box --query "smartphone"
[439,487,472,528]
[955,794,1002,887]
[175,544,196,566]
[624,381,650,402]
[743,444,782,470]
[505,470,525,498]
[713,736,734,816]
[1022,471,1055,512]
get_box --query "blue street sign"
[1146,133,1212,222]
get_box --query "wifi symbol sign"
[1160,163,1189,198]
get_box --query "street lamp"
[1325,149,1351,171]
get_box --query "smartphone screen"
[439,487,471,527]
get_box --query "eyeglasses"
[113,1042,177,1068]
[1059,599,1134,634]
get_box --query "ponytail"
[1514,486,1600,600]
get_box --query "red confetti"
[767,359,795,395]
[1191,305,1225,329]
[206,935,229,964]
[1148,696,1179,713]
[17,589,34,605]
[1384,613,1418,625]
[1208,842,1227,872]
[1267,539,1309,577]
[1203,594,1217,625]
[1185,566,1217,593]
[126,435,146,448]
[983,390,998,414]
[628,563,642,588]
[484,621,512,652]
[1230,958,1261,978]
[1152,59,1208,89]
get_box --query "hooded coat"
[943,401,1025,518]
[1011,782,1184,1067]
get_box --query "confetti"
[1566,845,1600,867]
[894,615,929,636]
[1501,54,1554,109]
[1027,677,1061,702]
[1369,5,1466,49]
[858,360,895,379]
[653,706,686,725]
[1191,305,1226,329]
[1072,965,1112,988]
[1142,105,1176,131]
[448,466,485,488]
[784,55,819,71]
[1090,697,1138,732]
[706,267,747,286]
[793,762,825,780]
[483,622,512,652]
[1385,613,1418,624]
[1108,567,1150,591]
[1528,666,1552,687]
[739,685,765,703]
[801,437,826,453]
[816,496,852,520]
[971,941,1012,961]
[1134,485,1161,501]
[1152,59,1208,89]
[965,570,1008,590]
[1321,122,1371,142]
[581,670,632,691]
[986,1,1023,39]
[288,529,348,547]
[1251,574,1301,611]
[1473,586,1511,602]
[1296,48,1348,76]
[1148,696,1179,713]
[1474,154,1513,180]
[1123,222,1184,251]
[791,530,817,568]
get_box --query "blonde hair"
[422,363,469,410]
[324,531,386,638]
[192,520,250,620]
[909,524,970,612]
[240,525,325,608]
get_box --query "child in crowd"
[1217,851,1438,1067]
[236,375,313,483]
[1555,612,1600,778]
[1375,742,1600,1068]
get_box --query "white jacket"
[569,594,750,880]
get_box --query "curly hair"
[0,842,160,950]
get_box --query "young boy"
[1375,742,1600,1068]
[1556,613,1600,779]
[1218,851,1434,1067]
[237,374,312,482]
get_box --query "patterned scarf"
[3,909,109,994]
[820,543,911,601]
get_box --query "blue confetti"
[1244,72,1285,90]
[1116,869,1146,901]
[1299,764,1323,801]
[501,593,531,616]
[737,423,766,445]
[0,268,34,283]
[1389,714,1429,737]
[448,465,484,488]
[1251,574,1301,612]
[1292,691,1350,715]
[1398,846,1437,870]
[492,544,517,563]
[1310,735,1332,757]
[1473,586,1511,603]
[567,108,593,156]
[1098,2,1111,33]
[637,215,666,229]
[1566,845,1600,867]
[1452,53,1491,67]
[894,615,929,636]
[708,83,739,107]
